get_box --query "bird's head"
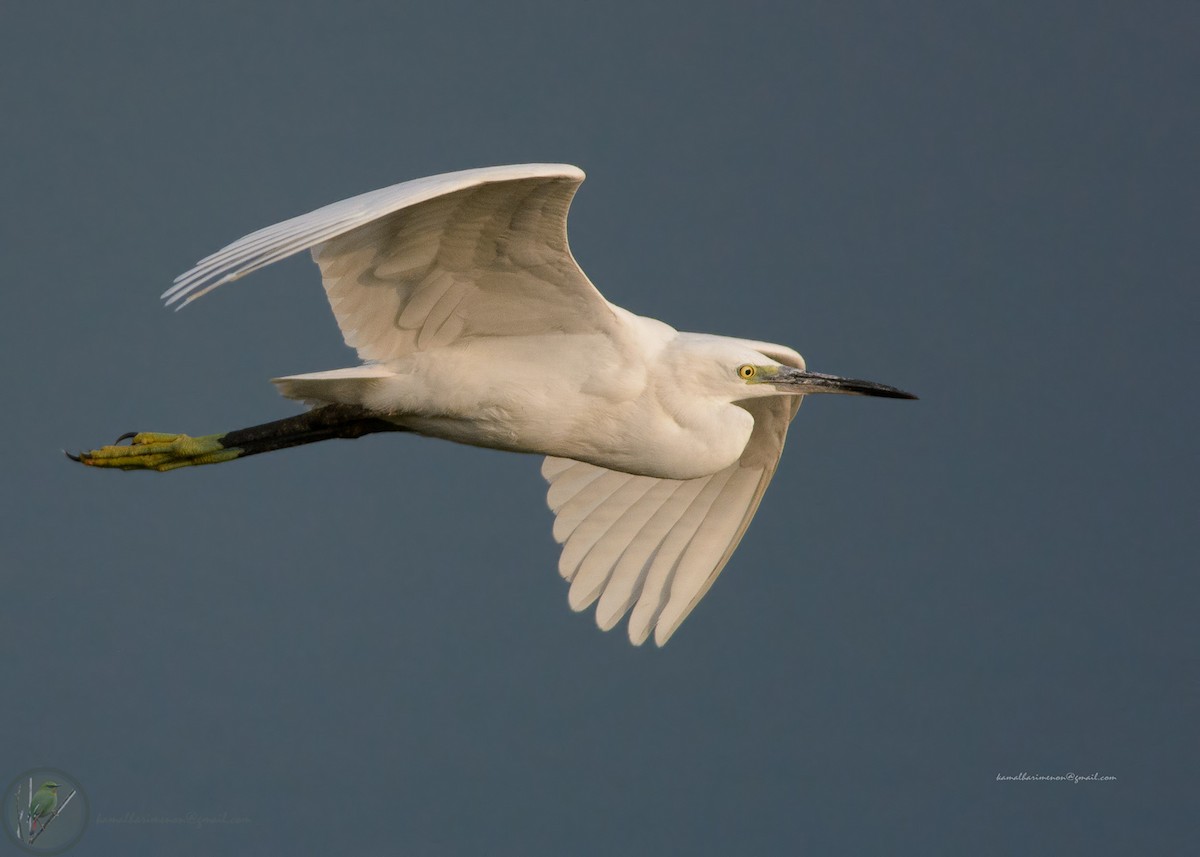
[688,337,917,403]
[39,782,60,790]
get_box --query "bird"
[71,164,915,646]
[28,781,59,835]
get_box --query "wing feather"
[540,456,578,481]
[651,466,767,645]
[560,477,658,592]
[551,470,633,545]
[545,461,606,511]
[573,479,685,621]
[627,468,738,644]
[165,164,619,363]
[592,478,710,634]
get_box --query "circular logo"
[2,768,90,855]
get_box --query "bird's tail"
[272,365,396,407]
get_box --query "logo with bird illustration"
[4,769,89,854]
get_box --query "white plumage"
[157,164,913,646]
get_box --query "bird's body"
[74,164,914,645]
[281,322,781,480]
[29,782,58,832]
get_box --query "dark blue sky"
[2,2,1195,854]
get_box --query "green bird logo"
[28,781,59,835]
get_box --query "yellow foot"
[69,432,241,471]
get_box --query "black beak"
[771,368,917,399]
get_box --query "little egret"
[72,164,915,645]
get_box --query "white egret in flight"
[72,164,915,646]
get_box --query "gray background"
[2,1,1196,854]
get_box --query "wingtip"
[594,604,623,633]
[524,163,584,180]
[627,621,652,647]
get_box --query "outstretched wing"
[165,164,619,360]
[542,345,804,646]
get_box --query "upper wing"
[542,349,804,646]
[164,164,619,361]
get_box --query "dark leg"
[218,405,406,457]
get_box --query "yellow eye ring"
[737,364,757,380]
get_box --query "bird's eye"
[737,364,757,380]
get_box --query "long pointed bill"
[770,368,917,399]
